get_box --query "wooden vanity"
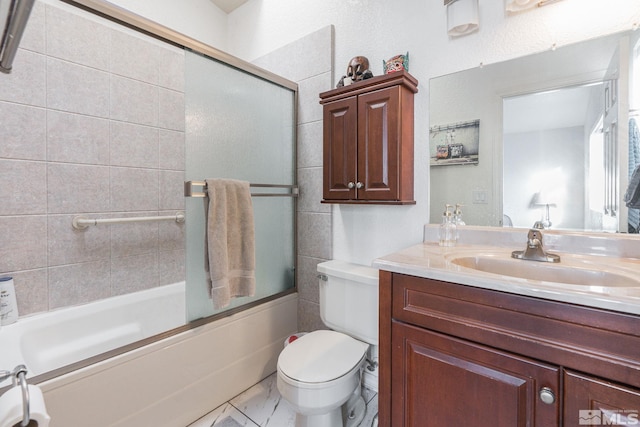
[375,238,640,427]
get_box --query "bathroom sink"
[449,253,640,290]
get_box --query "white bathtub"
[0,282,185,386]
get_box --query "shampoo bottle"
[439,204,457,247]
[0,276,18,325]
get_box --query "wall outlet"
[472,190,488,204]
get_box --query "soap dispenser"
[439,204,457,247]
[454,204,465,226]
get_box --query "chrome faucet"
[511,227,560,263]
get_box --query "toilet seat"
[278,330,368,384]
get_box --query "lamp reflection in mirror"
[506,0,563,13]
[446,0,479,37]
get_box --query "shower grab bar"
[72,212,185,230]
[184,181,299,198]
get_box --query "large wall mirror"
[429,29,640,233]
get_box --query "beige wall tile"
[110,30,160,84]
[0,216,47,272]
[11,268,48,316]
[47,163,110,214]
[47,111,110,165]
[110,215,159,258]
[297,72,330,125]
[49,261,111,309]
[45,4,111,70]
[158,213,186,252]
[48,214,111,266]
[159,170,185,210]
[110,75,159,126]
[111,253,159,295]
[20,1,45,54]
[158,88,185,131]
[0,49,46,106]
[111,167,159,212]
[159,129,185,171]
[158,47,185,92]
[46,57,110,117]
[110,121,159,169]
[158,249,185,285]
[297,121,323,169]
[0,102,46,160]
[297,167,329,213]
[297,212,331,259]
[0,160,46,214]
[296,255,326,305]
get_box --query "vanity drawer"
[389,273,640,389]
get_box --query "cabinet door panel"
[564,371,640,426]
[392,322,559,427]
[358,86,400,200]
[323,96,357,200]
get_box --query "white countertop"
[373,226,640,315]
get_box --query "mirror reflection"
[429,30,640,232]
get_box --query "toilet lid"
[278,330,368,383]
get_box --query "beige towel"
[204,179,256,309]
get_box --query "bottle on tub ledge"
[439,204,457,247]
[0,276,19,326]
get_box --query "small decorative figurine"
[337,56,373,87]
[383,52,409,74]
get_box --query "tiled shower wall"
[0,1,186,317]
[252,26,334,332]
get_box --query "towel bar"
[184,181,299,198]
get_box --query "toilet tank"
[317,260,379,345]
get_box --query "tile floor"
[188,372,378,427]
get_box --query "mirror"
[429,29,640,232]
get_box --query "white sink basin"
[449,252,640,292]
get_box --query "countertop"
[373,227,640,316]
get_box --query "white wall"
[226,0,640,266]
[105,0,228,49]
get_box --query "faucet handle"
[532,221,545,229]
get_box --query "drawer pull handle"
[348,182,355,189]
[539,387,556,405]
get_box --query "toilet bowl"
[277,260,379,427]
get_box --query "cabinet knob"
[539,387,556,405]
[348,182,355,189]
[356,181,364,189]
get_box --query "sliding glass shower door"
[184,51,297,321]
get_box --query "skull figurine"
[346,56,371,82]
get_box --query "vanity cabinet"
[379,271,640,427]
[319,71,418,204]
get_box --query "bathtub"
[0,282,185,387]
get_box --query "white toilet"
[277,260,379,427]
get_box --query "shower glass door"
[184,50,296,321]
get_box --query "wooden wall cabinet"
[379,271,640,426]
[319,71,418,204]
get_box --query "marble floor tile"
[229,373,296,427]
[188,402,258,427]
[189,372,378,427]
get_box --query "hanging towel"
[204,179,256,309]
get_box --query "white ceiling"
[210,0,249,13]
[503,84,601,134]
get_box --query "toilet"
[277,260,379,427]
